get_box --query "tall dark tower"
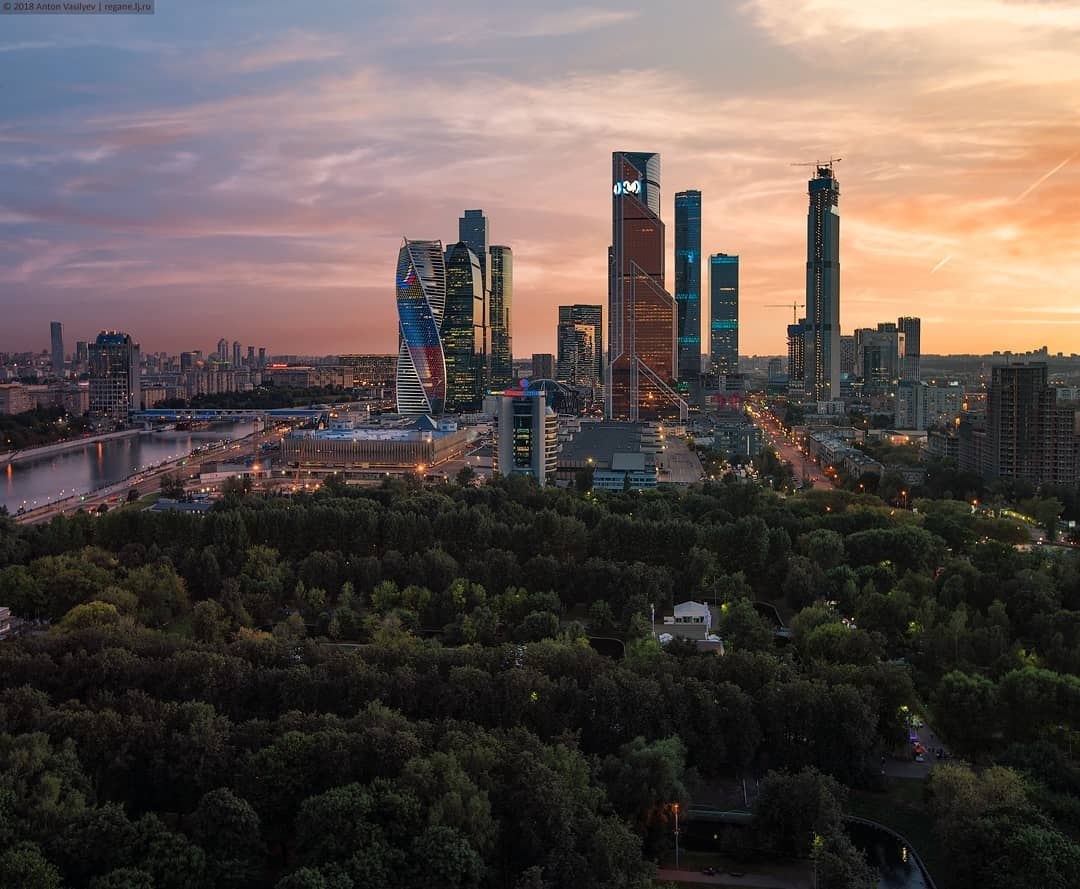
[443,242,485,411]
[805,162,841,401]
[607,151,687,421]
[674,190,701,383]
[488,245,513,388]
[898,316,921,380]
[709,253,739,374]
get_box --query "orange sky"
[1,0,1079,357]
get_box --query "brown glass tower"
[606,151,687,421]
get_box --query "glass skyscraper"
[674,190,701,383]
[709,253,739,374]
[805,164,841,401]
[89,331,141,423]
[459,209,488,290]
[607,151,687,421]
[443,242,485,411]
[898,316,921,380]
[395,238,447,415]
[557,304,603,389]
[488,245,513,388]
[50,321,64,378]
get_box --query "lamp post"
[673,802,680,868]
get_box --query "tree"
[753,768,845,858]
[90,869,155,889]
[0,842,62,889]
[456,464,477,487]
[187,788,264,888]
[717,598,774,652]
[931,671,999,754]
[159,473,186,498]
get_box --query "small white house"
[673,601,710,625]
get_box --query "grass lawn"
[848,777,946,888]
[114,492,160,512]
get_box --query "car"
[702,867,716,876]
[914,753,926,763]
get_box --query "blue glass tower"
[709,253,739,374]
[674,190,702,383]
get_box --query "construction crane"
[765,303,806,324]
[791,156,842,172]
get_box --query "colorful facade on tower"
[395,238,447,415]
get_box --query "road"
[655,867,809,889]
[15,425,284,524]
[747,406,831,489]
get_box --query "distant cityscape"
[3,151,1080,500]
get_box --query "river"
[2,421,252,513]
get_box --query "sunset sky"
[2,0,1079,358]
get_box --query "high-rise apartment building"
[984,363,1078,485]
[493,389,558,486]
[804,164,841,401]
[247,345,256,367]
[787,319,806,387]
[488,245,513,388]
[442,242,485,411]
[557,304,603,389]
[258,347,266,369]
[898,316,921,380]
[216,338,228,363]
[232,341,242,369]
[532,353,555,380]
[674,190,702,382]
[840,335,855,376]
[395,238,447,415]
[607,151,687,421]
[89,331,141,423]
[709,253,739,375]
[50,322,64,378]
[74,340,88,374]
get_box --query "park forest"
[1,474,1080,889]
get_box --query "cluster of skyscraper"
[607,152,742,421]
[395,210,513,415]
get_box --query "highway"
[747,403,832,490]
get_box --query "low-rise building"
[0,383,33,415]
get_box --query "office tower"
[247,345,255,367]
[898,316,921,380]
[787,319,806,385]
[458,210,489,290]
[674,190,702,382]
[395,238,447,415]
[840,335,855,376]
[767,358,783,380]
[532,353,555,379]
[493,389,558,486]
[607,151,687,421]
[557,304,603,389]
[489,245,513,388]
[50,321,64,378]
[75,340,88,374]
[180,351,195,372]
[216,338,228,363]
[258,347,266,368]
[89,331,141,422]
[442,242,485,412]
[985,363,1078,485]
[804,163,841,401]
[232,341,242,369]
[856,323,903,393]
[709,253,739,374]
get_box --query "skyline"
[3,0,1080,356]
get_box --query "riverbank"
[0,428,141,466]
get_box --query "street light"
[672,803,680,868]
